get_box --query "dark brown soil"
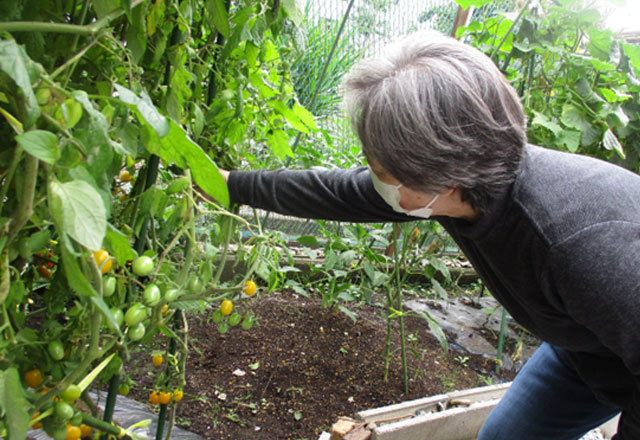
[129,291,514,440]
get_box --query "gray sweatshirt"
[228,145,640,438]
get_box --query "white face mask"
[368,166,439,219]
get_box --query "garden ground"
[128,290,517,440]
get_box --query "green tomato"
[69,413,83,427]
[127,322,146,341]
[217,321,229,334]
[103,276,117,297]
[60,384,81,402]
[108,308,124,331]
[188,276,202,293]
[164,288,180,302]
[124,303,147,326]
[132,256,154,277]
[143,284,161,307]
[166,176,190,194]
[48,340,65,361]
[51,426,68,440]
[242,315,255,331]
[55,402,74,420]
[229,313,242,327]
[211,309,223,324]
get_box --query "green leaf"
[124,4,147,63]
[431,279,448,301]
[93,0,120,18]
[338,305,357,324]
[77,353,116,392]
[558,129,581,153]
[206,0,230,38]
[49,180,107,251]
[622,42,640,74]
[281,0,304,27]
[269,101,309,133]
[561,103,599,146]
[105,226,137,266]
[0,40,41,129]
[60,245,98,297]
[531,112,562,136]
[296,235,320,246]
[159,120,229,207]
[421,311,448,356]
[292,102,317,130]
[602,129,625,158]
[266,129,294,159]
[454,0,493,9]
[0,368,29,440]
[114,84,169,137]
[15,130,59,165]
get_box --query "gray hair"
[343,31,527,212]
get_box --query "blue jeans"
[477,343,621,440]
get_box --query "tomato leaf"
[159,120,229,208]
[77,352,116,392]
[281,0,304,27]
[266,129,294,159]
[114,84,170,138]
[205,0,230,38]
[420,310,449,356]
[268,100,309,133]
[292,102,317,130]
[15,130,60,165]
[49,180,107,251]
[106,226,137,266]
[0,368,30,440]
[0,40,41,129]
[60,245,98,298]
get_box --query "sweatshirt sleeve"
[227,166,415,223]
[549,221,640,439]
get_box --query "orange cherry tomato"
[80,424,92,437]
[149,390,160,404]
[119,170,133,182]
[152,354,163,367]
[158,391,171,405]
[24,368,44,388]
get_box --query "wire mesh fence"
[241,0,516,241]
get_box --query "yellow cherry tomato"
[173,389,184,402]
[119,170,133,182]
[161,304,169,316]
[149,390,160,404]
[93,249,113,274]
[24,368,44,388]
[243,280,257,296]
[152,354,163,367]
[220,299,233,316]
[158,391,171,405]
[80,424,92,437]
[65,424,82,440]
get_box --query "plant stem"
[212,215,235,285]
[0,0,145,35]
[489,0,533,61]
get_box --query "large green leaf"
[0,368,29,440]
[49,180,107,251]
[0,40,41,129]
[622,42,640,74]
[266,129,294,159]
[159,121,229,207]
[15,130,59,165]
[93,0,120,18]
[206,0,230,38]
[268,100,309,133]
[114,84,170,137]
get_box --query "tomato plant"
[0,0,312,437]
